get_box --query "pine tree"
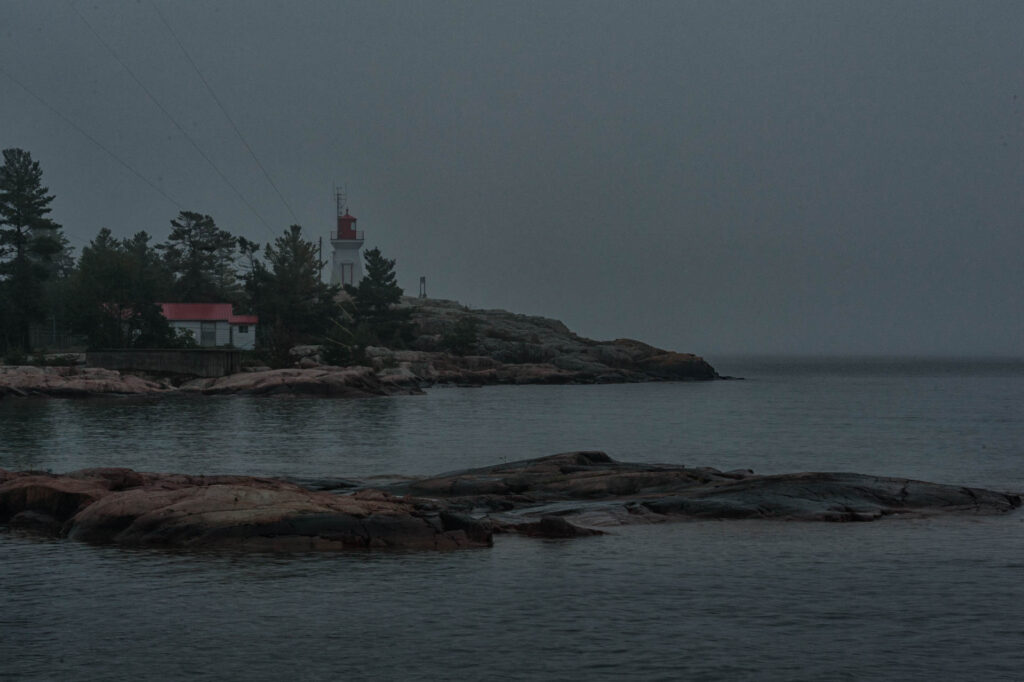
[246,225,340,365]
[67,228,176,349]
[343,247,413,348]
[159,211,241,303]
[0,148,64,353]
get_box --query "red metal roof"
[159,303,258,325]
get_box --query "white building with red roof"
[159,303,258,350]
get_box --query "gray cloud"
[2,0,1021,356]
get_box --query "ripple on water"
[2,362,1024,679]
[3,515,1024,681]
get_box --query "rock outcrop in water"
[1,452,1019,552]
[0,468,489,550]
[398,451,1022,526]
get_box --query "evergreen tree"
[246,225,340,365]
[343,247,412,348]
[159,211,240,303]
[0,148,65,353]
[68,228,176,348]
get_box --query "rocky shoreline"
[0,298,722,398]
[2,452,1019,552]
[0,365,420,399]
[398,297,720,384]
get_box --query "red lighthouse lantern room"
[336,211,359,239]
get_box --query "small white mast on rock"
[330,187,364,286]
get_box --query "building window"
[238,325,249,334]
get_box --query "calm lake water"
[2,357,1024,680]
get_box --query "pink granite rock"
[0,366,167,397]
[0,469,491,551]
[179,366,416,397]
[4,453,1018,553]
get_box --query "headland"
[0,297,720,398]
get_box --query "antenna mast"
[335,184,348,217]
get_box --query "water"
[2,358,1024,680]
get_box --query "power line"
[149,0,301,227]
[0,63,183,210]
[67,0,278,240]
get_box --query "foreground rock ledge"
[1,452,1019,551]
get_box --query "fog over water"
[2,1,1022,355]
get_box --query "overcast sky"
[2,1,1022,357]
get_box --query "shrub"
[441,316,479,356]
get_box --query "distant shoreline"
[3,298,729,398]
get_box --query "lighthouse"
[330,190,364,286]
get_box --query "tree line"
[0,147,410,364]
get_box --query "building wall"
[170,321,202,346]
[231,324,256,350]
[216,322,230,347]
[169,320,253,349]
[331,240,364,286]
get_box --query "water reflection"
[0,399,63,470]
[3,360,1024,682]
[2,362,1024,489]
[5,513,1022,681]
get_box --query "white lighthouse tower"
[330,190,364,287]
